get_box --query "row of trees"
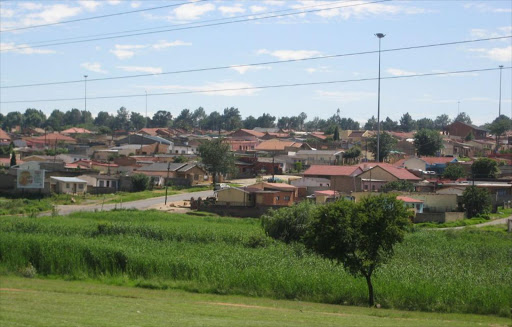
[2,107,483,134]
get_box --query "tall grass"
[0,210,510,317]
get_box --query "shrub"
[462,186,491,218]
[131,174,150,192]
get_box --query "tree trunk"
[365,274,374,307]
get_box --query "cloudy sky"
[1,0,511,126]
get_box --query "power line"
[0,0,209,33]
[1,0,390,51]
[2,67,509,104]
[23,0,352,47]
[2,35,510,89]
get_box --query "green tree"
[131,174,149,192]
[434,114,451,130]
[94,111,114,129]
[364,116,378,131]
[198,139,234,189]
[454,112,472,125]
[46,110,65,131]
[113,107,131,131]
[243,115,258,129]
[64,108,83,126]
[204,111,223,132]
[368,132,397,162]
[380,180,414,193]
[151,110,173,128]
[333,126,340,141]
[294,161,303,172]
[23,108,46,128]
[130,112,146,130]
[399,112,416,132]
[465,131,475,141]
[173,155,187,163]
[3,111,23,131]
[442,164,466,180]
[471,158,499,179]
[416,118,435,130]
[413,129,443,156]
[174,109,193,130]
[256,113,276,128]
[222,107,243,131]
[10,151,16,167]
[304,195,409,306]
[381,117,399,131]
[462,186,491,218]
[489,115,511,152]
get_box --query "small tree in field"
[443,164,466,180]
[198,139,234,189]
[263,194,409,307]
[462,186,491,218]
[131,174,149,192]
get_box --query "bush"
[462,186,491,218]
[131,174,150,192]
[261,201,317,243]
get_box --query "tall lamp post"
[145,90,148,127]
[84,75,88,111]
[498,65,503,116]
[375,33,385,163]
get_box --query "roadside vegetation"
[0,210,510,317]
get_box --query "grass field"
[0,276,509,327]
[0,210,511,318]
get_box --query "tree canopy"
[368,132,397,162]
[198,139,235,187]
[413,129,443,156]
[471,158,499,179]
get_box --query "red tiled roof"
[390,131,415,139]
[315,190,339,196]
[375,164,421,181]
[309,132,327,140]
[397,196,423,203]
[304,165,362,176]
[30,133,76,143]
[231,129,265,138]
[255,139,301,151]
[0,128,10,141]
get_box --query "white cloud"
[78,1,101,12]
[0,42,56,55]
[22,4,82,27]
[219,4,246,16]
[81,62,108,74]
[315,90,375,102]
[264,0,286,6]
[0,8,15,18]
[145,82,258,96]
[250,5,267,13]
[230,65,271,74]
[386,68,417,76]
[131,1,141,9]
[108,0,122,5]
[468,46,512,62]
[306,66,331,73]
[152,40,192,50]
[470,26,512,39]
[257,49,322,60]
[464,3,512,13]
[117,66,163,74]
[173,3,215,21]
[17,3,43,11]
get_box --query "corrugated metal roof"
[136,162,186,172]
[50,177,87,183]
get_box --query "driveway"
[48,190,214,216]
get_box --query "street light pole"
[375,33,385,163]
[84,75,88,111]
[498,65,503,116]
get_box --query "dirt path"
[436,216,511,230]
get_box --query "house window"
[78,184,84,189]
[364,184,368,190]
[99,180,105,187]
[372,185,376,191]
[276,196,280,200]
[66,183,70,188]
[112,181,117,188]
[284,196,290,201]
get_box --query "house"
[293,150,344,166]
[224,138,259,152]
[253,127,281,133]
[255,139,307,154]
[229,129,265,140]
[175,164,208,185]
[117,134,173,147]
[397,195,424,214]
[290,177,330,195]
[50,176,87,194]
[135,162,207,186]
[28,133,76,146]
[61,127,93,135]
[356,163,421,192]
[216,187,255,207]
[249,182,299,206]
[0,128,11,143]
[403,157,458,174]
[136,143,169,155]
[304,165,363,194]
[171,139,200,155]
[138,128,174,138]
[347,130,372,143]
[72,159,118,174]
[78,174,119,191]
[92,149,119,161]
[314,190,341,204]
[445,121,488,140]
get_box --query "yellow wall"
[217,188,251,206]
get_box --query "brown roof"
[360,163,421,181]
[250,182,297,191]
[255,139,301,151]
[30,133,76,143]
[0,128,10,141]
[397,196,423,203]
[231,129,265,138]
[418,157,457,164]
[304,165,362,176]
[61,127,92,134]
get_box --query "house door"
[73,183,77,193]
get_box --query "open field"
[1,276,509,327]
[0,210,511,317]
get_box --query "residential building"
[303,165,363,194]
[397,195,424,214]
[445,121,488,140]
[403,157,458,174]
[50,176,87,194]
[293,149,344,166]
[290,177,330,195]
[356,163,421,192]
[61,127,93,135]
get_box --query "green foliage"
[415,217,488,228]
[261,201,317,244]
[399,112,416,132]
[0,211,510,316]
[454,112,472,125]
[198,139,234,187]
[442,164,466,180]
[173,155,187,163]
[344,146,361,159]
[368,132,397,162]
[380,180,414,193]
[294,161,303,172]
[464,131,474,141]
[434,114,451,130]
[333,126,340,141]
[471,158,499,179]
[462,186,491,218]
[413,129,443,156]
[131,174,150,192]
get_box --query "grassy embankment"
[1,276,509,327]
[0,185,211,215]
[0,210,510,318]
[416,208,512,229]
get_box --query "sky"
[0,0,511,126]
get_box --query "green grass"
[0,276,508,327]
[415,217,488,228]
[489,208,512,219]
[0,211,511,317]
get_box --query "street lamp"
[498,65,503,116]
[84,75,88,111]
[375,33,385,163]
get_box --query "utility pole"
[498,65,504,116]
[165,161,171,205]
[145,90,148,127]
[84,75,88,111]
[375,33,385,163]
